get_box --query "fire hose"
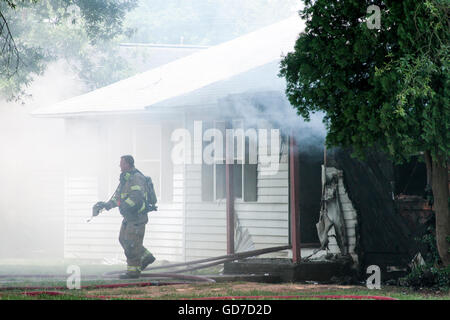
[0,245,397,300]
[103,245,291,276]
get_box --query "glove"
[95,201,107,208]
[92,201,106,216]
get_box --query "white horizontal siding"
[258,163,288,170]
[185,225,226,235]
[231,211,288,220]
[173,195,184,203]
[258,179,288,187]
[186,218,227,227]
[173,188,184,196]
[186,233,227,242]
[234,203,288,212]
[186,180,201,188]
[67,238,189,247]
[257,171,288,180]
[236,157,289,255]
[238,219,288,228]
[149,160,184,263]
[183,161,226,260]
[186,241,226,250]
[186,203,226,211]
[258,187,288,196]
[256,195,289,203]
[65,245,124,254]
[64,177,100,259]
[182,155,290,261]
[252,235,289,244]
[185,248,227,259]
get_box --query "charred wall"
[297,135,324,245]
[328,148,417,277]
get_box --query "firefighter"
[95,155,155,279]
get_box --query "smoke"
[219,90,326,150]
[0,4,319,264]
[0,60,87,259]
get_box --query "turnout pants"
[119,220,150,270]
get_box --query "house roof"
[32,16,305,117]
[118,43,209,73]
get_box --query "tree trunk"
[427,151,450,267]
[424,151,432,186]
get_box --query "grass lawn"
[0,259,448,300]
[1,281,448,300]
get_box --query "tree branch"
[0,10,21,78]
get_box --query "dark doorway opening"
[297,138,324,246]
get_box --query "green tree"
[0,0,137,101]
[280,0,449,265]
[1,0,299,101]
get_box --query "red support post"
[289,134,301,263]
[226,123,235,255]
[226,163,234,255]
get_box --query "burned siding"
[321,166,359,262]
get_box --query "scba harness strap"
[119,170,150,214]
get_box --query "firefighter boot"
[141,250,156,271]
[119,266,141,279]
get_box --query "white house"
[33,16,359,265]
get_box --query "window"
[201,120,257,202]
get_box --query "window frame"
[208,119,255,203]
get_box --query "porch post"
[226,122,235,255]
[289,134,301,263]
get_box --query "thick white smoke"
[0,61,87,259]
